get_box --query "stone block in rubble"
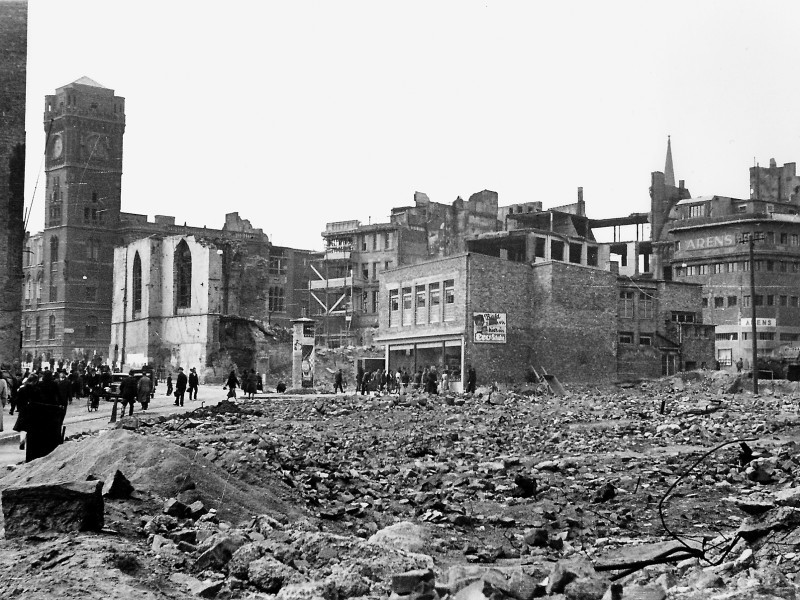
[164,497,190,518]
[737,506,800,542]
[188,500,208,519]
[195,535,248,571]
[102,469,134,499]
[1,480,104,538]
[546,557,600,595]
[248,555,300,593]
[774,486,800,507]
[392,568,435,595]
[188,578,225,598]
[115,415,141,430]
[369,521,429,554]
[324,564,372,599]
[620,584,666,600]
[564,576,609,600]
[275,581,331,600]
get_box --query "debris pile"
[1,371,800,598]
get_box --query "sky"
[23,1,800,250]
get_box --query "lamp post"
[739,232,764,394]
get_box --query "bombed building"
[22,78,316,372]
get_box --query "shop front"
[384,335,464,392]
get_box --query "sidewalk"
[0,386,220,446]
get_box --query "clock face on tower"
[52,135,63,159]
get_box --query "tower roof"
[68,76,107,89]
[664,136,676,187]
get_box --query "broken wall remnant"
[0,2,26,369]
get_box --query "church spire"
[664,135,676,187]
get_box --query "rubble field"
[3,371,800,599]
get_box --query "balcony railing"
[324,249,351,261]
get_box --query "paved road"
[0,385,231,466]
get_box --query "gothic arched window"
[132,251,142,313]
[48,315,56,340]
[50,236,59,264]
[174,240,192,309]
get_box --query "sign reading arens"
[681,234,737,251]
[474,312,507,343]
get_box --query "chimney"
[679,180,685,190]
[577,187,585,216]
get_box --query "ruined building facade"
[0,2,27,368]
[23,79,316,370]
[311,190,501,347]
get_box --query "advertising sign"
[740,318,776,327]
[473,312,507,343]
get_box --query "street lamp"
[739,232,765,394]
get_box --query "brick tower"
[21,78,125,366]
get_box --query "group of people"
[222,369,263,400]
[0,366,69,462]
[164,367,200,407]
[348,364,477,395]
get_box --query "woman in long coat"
[224,370,240,399]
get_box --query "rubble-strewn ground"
[3,371,800,599]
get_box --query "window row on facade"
[618,291,654,319]
[22,315,98,341]
[676,259,800,277]
[388,280,456,327]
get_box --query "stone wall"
[0,2,26,368]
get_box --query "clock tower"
[22,77,126,366]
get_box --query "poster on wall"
[473,312,507,343]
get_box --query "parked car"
[103,367,157,401]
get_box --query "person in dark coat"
[334,369,345,393]
[13,374,39,449]
[256,372,263,392]
[23,371,66,462]
[224,370,239,399]
[56,371,72,407]
[165,374,173,396]
[244,369,257,399]
[466,364,477,393]
[426,366,438,394]
[120,370,138,416]
[188,367,199,400]
[175,367,188,406]
[137,372,152,411]
[356,366,364,393]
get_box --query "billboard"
[473,312,506,343]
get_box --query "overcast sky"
[23,1,800,250]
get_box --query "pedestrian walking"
[24,370,66,463]
[736,358,744,373]
[334,369,345,393]
[188,367,199,400]
[175,367,188,406]
[466,364,477,393]
[137,371,152,411]
[441,369,450,393]
[356,365,364,394]
[165,374,173,396]
[120,370,138,416]
[224,370,239,399]
[0,372,7,433]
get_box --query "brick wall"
[0,2,26,368]
[529,262,618,383]
[464,253,535,385]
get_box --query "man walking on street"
[188,367,199,400]
[121,371,137,416]
[175,367,188,406]
[334,369,345,393]
[137,371,152,411]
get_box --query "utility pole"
[740,232,764,394]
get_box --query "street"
[0,384,231,466]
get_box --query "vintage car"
[104,367,157,401]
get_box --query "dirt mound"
[0,429,302,524]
